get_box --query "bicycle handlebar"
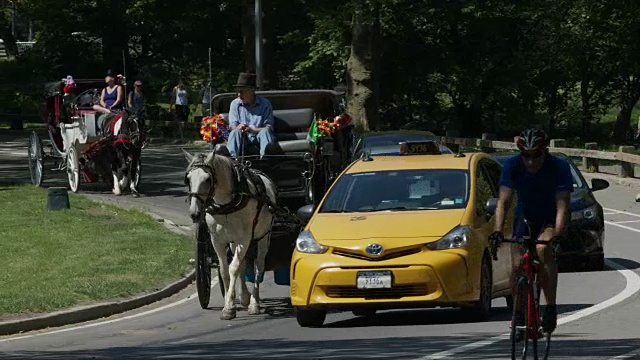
[500,238,554,245]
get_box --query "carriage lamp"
[47,187,70,211]
[303,152,314,163]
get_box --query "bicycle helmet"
[516,128,548,152]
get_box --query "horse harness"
[185,159,277,243]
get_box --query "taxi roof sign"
[399,140,442,155]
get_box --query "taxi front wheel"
[462,255,493,322]
[296,308,326,327]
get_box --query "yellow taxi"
[290,141,515,327]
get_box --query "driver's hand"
[488,231,504,261]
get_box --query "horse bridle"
[185,163,217,210]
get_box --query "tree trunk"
[346,0,380,132]
[99,0,129,70]
[263,3,278,89]
[241,0,255,73]
[580,77,592,138]
[545,84,559,138]
[613,80,640,144]
[0,11,19,57]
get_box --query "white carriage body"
[59,111,102,155]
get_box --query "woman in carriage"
[93,70,124,114]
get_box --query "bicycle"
[493,219,553,360]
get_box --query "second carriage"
[193,89,355,308]
[28,77,144,195]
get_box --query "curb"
[0,208,196,337]
[0,269,195,336]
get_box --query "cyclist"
[489,128,573,336]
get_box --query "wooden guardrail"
[439,131,640,178]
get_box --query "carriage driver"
[226,72,277,159]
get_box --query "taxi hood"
[308,209,467,240]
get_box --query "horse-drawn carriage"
[185,89,355,318]
[28,77,143,195]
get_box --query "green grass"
[0,183,193,318]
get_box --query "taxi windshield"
[319,169,470,213]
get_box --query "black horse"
[80,109,144,196]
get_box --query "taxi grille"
[332,247,422,262]
[324,285,428,299]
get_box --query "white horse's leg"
[221,243,249,320]
[120,174,129,191]
[238,257,251,309]
[112,173,121,195]
[249,234,270,315]
[212,239,230,304]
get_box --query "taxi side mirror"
[486,198,497,218]
[296,204,316,224]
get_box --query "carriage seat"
[220,108,315,153]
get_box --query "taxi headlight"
[427,225,470,250]
[571,204,598,221]
[295,230,328,254]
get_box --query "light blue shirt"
[228,97,274,129]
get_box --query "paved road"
[2,132,640,359]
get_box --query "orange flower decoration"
[200,114,228,143]
[316,113,353,136]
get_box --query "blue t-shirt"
[499,154,573,224]
[228,97,274,129]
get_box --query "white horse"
[183,146,276,320]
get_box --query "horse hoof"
[132,192,140,198]
[220,309,236,320]
[248,305,260,315]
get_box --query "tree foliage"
[3,0,640,144]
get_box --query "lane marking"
[610,348,640,359]
[415,221,640,360]
[613,220,640,224]
[605,208,640,218]
[605,220,640,234]
[0,277,219,344]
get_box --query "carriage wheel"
[195,220,213,309]
[66,145,80,193]
[28,131,44,187]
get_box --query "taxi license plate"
[356,271,392,289]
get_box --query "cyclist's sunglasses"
[521,150,544,159]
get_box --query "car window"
[319,169,470,213]
[475,164,495,216]
[568,162,585,189]
[482,160,502,194]
[496,155,584,189]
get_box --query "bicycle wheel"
[511,277,529,360]
[535,283,552,360]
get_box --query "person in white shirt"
[170,79,189,122]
